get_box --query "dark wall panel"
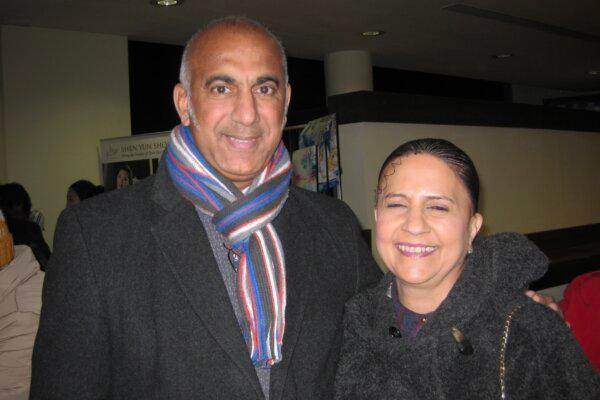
[373,66,510,101]
[128,41,182,135]
[128,40,512,133]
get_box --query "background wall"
[339,122,600,270]
[0,26,131,246]
[0,30,6,182]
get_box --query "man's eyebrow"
[204,75,236,87]
[256,75,280,86]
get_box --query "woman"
[115,166,133,189]
[334,138,599,399]
[66,180,104,207]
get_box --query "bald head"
[179,16,288,91]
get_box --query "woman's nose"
[401,207,429,235]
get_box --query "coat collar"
[365,233,548,341]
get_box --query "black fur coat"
[334,233,600,399]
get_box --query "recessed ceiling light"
[492,53,513,59]
[362,30,385,37]
[150,0,183,7]
[588,70,599,76]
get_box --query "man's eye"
[257,85,275,95]
[212,86,230,94]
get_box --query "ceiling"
[1,0,600,91]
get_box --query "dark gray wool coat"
[30,161,381,400]
[334,233,600,400]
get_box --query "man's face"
[174,27,290,189]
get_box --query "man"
[30,17,381,399]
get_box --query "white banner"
[99,132,169,191]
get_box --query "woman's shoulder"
[507,299,591,365]
[342,274,392,336]
[507,300,600,397]
[511,300,568,337]
[346,274,390,310]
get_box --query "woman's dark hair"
[69,180,104,201]
[0,182,32,220]
[377,138,480,211]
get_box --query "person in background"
[115,166,133,189]
[66,180,104,207]
[334,138,599,399]
[0,183,50,270]
[29,209,45,232]
[0,210,44,400]
[560,270,600,373]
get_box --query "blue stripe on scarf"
[216,176,290,232]
[166,146,225,210]
[180,126,227,189]
[166,155,218,207]
[245,242,267,363]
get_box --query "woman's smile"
[395,242,437,258]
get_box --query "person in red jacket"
[560,271,600,373]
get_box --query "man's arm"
[30,209,110,399]
[343,205,382,294]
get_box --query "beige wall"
[0,29,6,182]
[339,122,600,267]
[1,25,131,246]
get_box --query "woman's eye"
[428,205,449,212]
[386,203,407,209]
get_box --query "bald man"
[30,17,381,400]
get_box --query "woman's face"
[375,154,482,294]
[116,169,130,189]
[66,188,80,207]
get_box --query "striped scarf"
[165,125,292,367]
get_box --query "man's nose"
[401,207,429,235]
[231,90,258,126]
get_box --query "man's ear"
[282,83,291,127]
[173,83,191,126]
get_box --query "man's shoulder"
[288,186,355,221]
[60,175,159,239]
[73,175,155,218]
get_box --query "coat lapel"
[149,164,264,399]
[269,191,310,400]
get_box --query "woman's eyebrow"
[425,194,455,203]
[383,193,407,199]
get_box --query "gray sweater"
[334,233,600,399]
